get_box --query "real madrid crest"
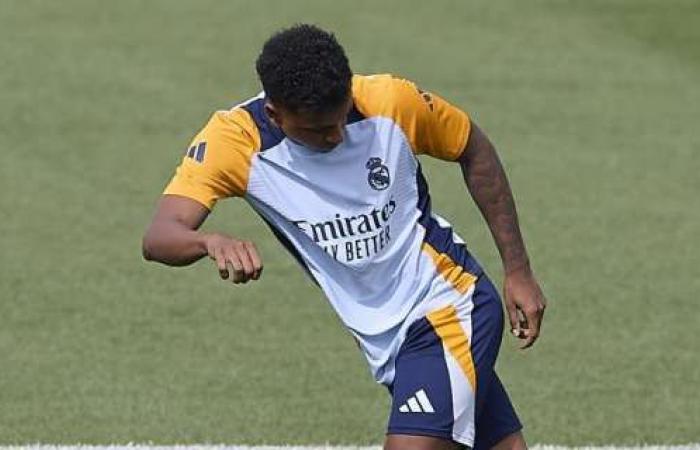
[366,157,391,191]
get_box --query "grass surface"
[1,0,699,445]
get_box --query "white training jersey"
[164,74,484,385]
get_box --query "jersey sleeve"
[353,74,471,161]
[163,108,260,209]
[392,77,471,160]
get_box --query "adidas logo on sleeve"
[398,388,435,413]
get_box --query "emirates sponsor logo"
[292,197,396,262]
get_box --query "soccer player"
[142,24,546,450]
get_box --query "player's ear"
[265,102,282,128]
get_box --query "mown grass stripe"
[1,445,699,450]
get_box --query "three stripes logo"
[398,388,435,414]
[186,141,207,163]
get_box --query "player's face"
[265,97,352,152]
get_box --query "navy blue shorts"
[387,276,522,449]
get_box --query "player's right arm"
[141,108,262,284]
[141,195,262,283]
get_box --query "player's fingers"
[505,297,520,339]
[514,308,529,340]
[520,305,543,349]
[233,241,255,281]
[537,300,546,333]
[224,249,245,284]
[521,331,537,349]
[243,241,263,280]
[213,247,228,279]
[518,308,528,333]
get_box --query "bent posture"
[143,25,546,450]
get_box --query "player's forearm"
[459,125,530,274]
[142,219,209,266]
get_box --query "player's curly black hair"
[255,24,352,113]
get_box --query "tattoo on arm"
[459,123,530,273]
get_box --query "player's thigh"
[385,433,465,450]
[489,431,526,450]
[386,276,519,449]
[386,314,475,447]
[473,374,523,450]
[469,277,524,449]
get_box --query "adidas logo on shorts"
[398,388,435,413]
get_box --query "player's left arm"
[458,123,547,349]
[382,76,546,347]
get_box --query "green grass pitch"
[1,0,699,445]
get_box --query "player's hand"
[503,265,547,349]
[202,233,263,284]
